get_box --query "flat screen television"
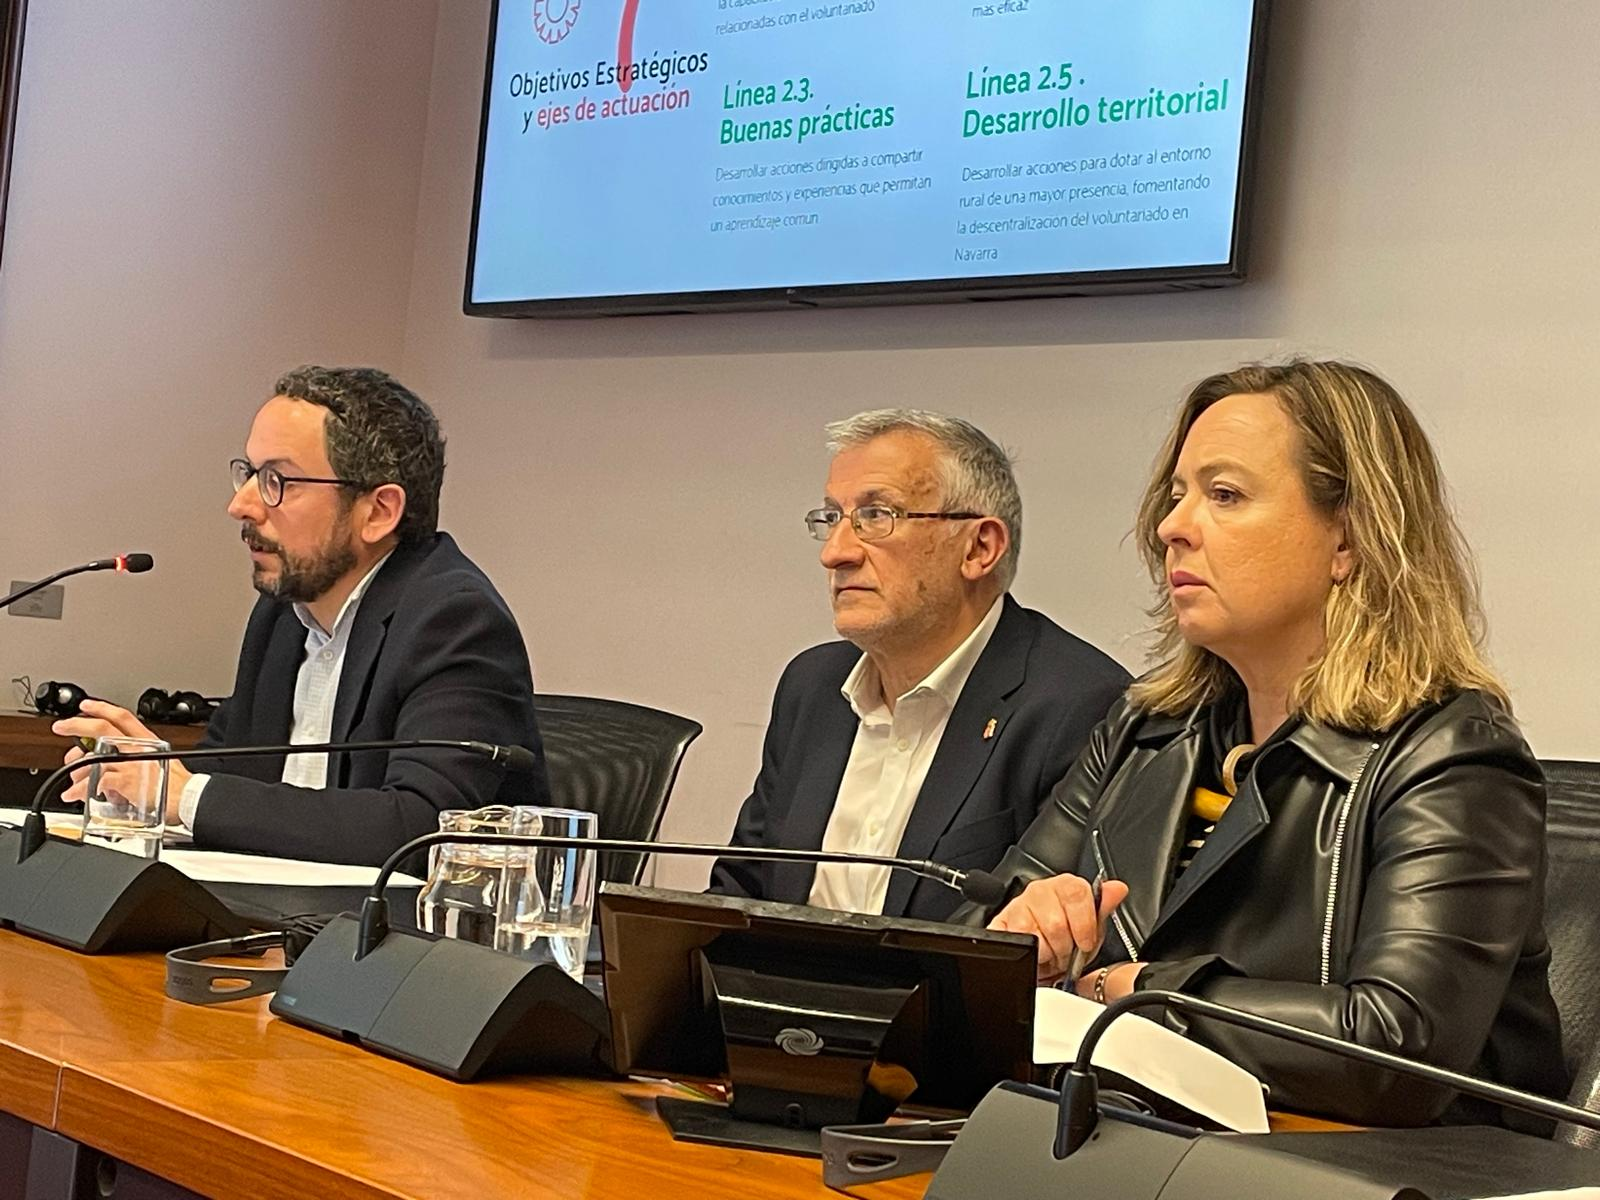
[466,0,1270,317]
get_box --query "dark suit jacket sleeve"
[191,584,534,866]
[948,695,1129,925]
[707,662,799,898]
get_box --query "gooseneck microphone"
[1053,989,1600,1159]
[0,552,154,609]
[17,737,538,861]
[0,735,539,955]
[267,830,1017,1085]
[354,830,1009,959]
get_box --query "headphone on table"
[27,680,217,726]
[137,688,219,727]
[165,914,333,1006]
[33,680,90,719]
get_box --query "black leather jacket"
[963,688,1569,1128]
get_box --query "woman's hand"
[1074,961,1147,1003]
[988,873,1130,981]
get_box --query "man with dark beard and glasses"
[53,367,550,865]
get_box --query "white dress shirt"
[178,552,394,830]
[807,595,1005,914]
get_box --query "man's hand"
[52,700,191,824]
[988,873,1130,982]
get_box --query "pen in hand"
[1059,871,1106,988]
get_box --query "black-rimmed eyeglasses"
[229,458,367,508]
[804,504,984,543]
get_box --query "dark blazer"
[190,532,548,866]
[963,690,1569,1130]
[709,595,1130,921]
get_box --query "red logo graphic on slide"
[532,0,581,45]
[530,0,645,93]
[616,0,641,93]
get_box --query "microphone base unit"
[269,913,613,1082]
[928,1081,1600,1200]
[0,829,249,954]
[4,735,533,959]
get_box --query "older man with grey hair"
[710,409,1128,922]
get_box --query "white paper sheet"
[1033,985,1270,1135]
[1480,1192,1600,1200]
[161,849,421,888]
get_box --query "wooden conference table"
[0,929,930,1199]
[0,920,1349,1199]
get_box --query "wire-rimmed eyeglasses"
[804,504,984,542]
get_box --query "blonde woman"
[973,360,1567,1128]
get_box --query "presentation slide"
[469,0,1260,304]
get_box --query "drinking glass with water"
[495,807,597,982]
[84,736,169,859]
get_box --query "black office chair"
[532,694,702,886]
[1541,759,1600,1148]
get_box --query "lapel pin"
[982,717,997,740]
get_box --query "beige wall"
[0,1,438,710]
[3,2,1596,888]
